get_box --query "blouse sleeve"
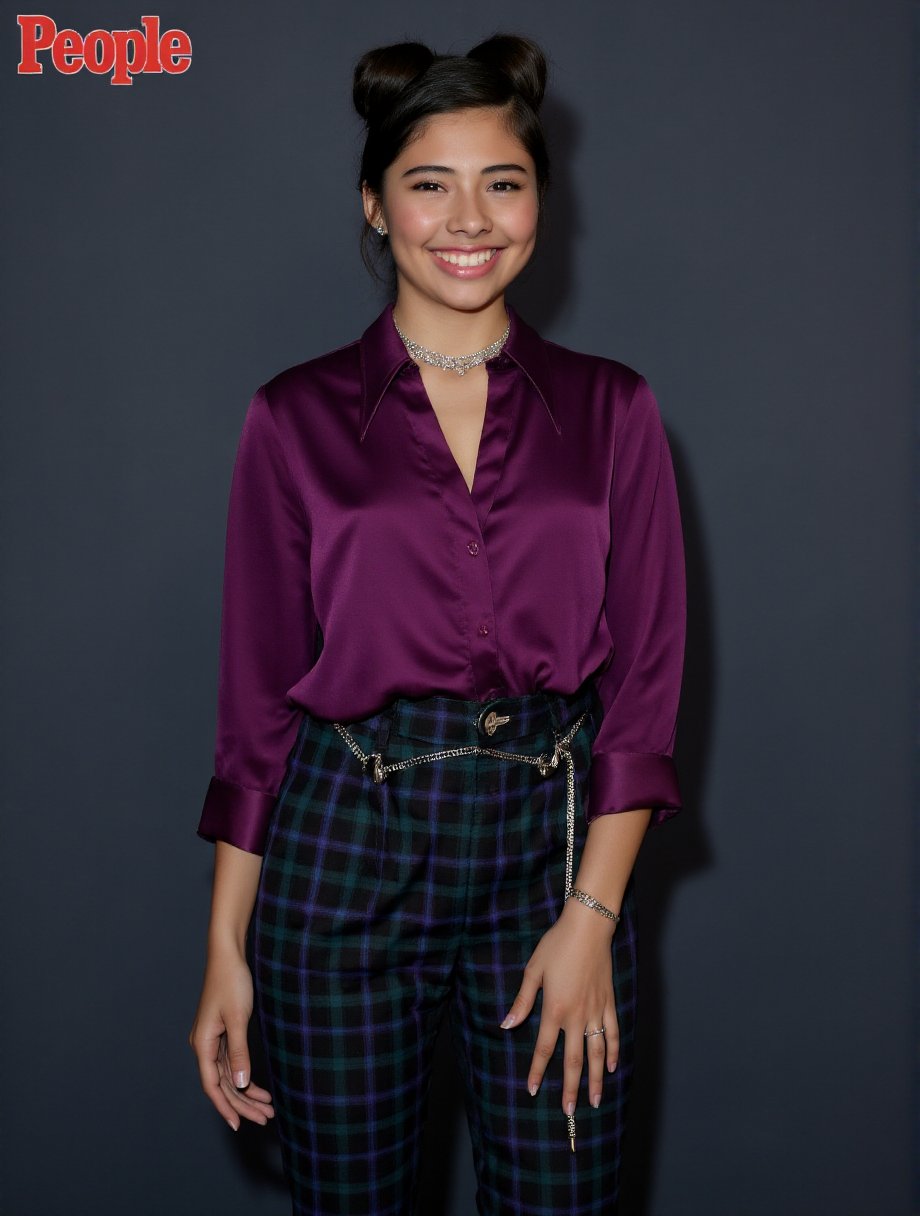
[587,373,687,828]
[196,385,316,855]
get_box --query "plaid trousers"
[251,680,638,1216]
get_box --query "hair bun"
[352,42,435,124]
[466,34,547,110]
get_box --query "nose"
[446,188,492,237]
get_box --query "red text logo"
[17,14,192,85]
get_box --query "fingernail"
[566,1101,575,1116]
[529,1082,538,1096]
[500,1013,516,1029]
[226,1119,238,1132]
[234,1070,248,1088]
[591,1093,601,1108]
[607,1060,617,1074]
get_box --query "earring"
[375,224,386,236]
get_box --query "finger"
[237,1078,274,1105]
[586,1017,608,1108]
[527,1015,560,1096]
[605,998,621,1074]
[217,1071,275,1123]
[500,958,543,1029]
[215,1030,275,1122]
[224,1012,253,1091]
[191,1025,244,1131]
[561,1021,585,1115]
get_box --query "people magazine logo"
[16,14,192,85]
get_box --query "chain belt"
[332,709,589,903]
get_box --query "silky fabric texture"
[197,303,687,854]
[252,680,638,1216]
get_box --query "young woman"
[189,33,686,1216]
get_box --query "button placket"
[400,361,510,700]
[445,501,499,694]
[464,521,501,692]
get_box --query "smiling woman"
[189,32,687,1216]
[365,109,537,301]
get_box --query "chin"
[439,290,507,314]
[431,272,516,303]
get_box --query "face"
[363,106,540,315]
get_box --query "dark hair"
[352,34,551,285]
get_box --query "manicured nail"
[500,1013,516,1028]
[226,1119,238,1132]
[234,1070,248,1088]
[607,1060,617,1073]
[529,1082,538,1096]
[591,1093,601,1108]
[566,1101,575,1116]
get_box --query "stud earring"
[375,224,386,236]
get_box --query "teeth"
[433,248,497,266]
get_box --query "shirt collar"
[358,300,560,442]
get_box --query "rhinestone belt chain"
[332,710,588,902]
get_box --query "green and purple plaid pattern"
[252,681,638,1215]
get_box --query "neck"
[391,293,509,354]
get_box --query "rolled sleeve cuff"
[196,776,278,855]
[587,751,682,828]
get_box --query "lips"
[427,247,504,279]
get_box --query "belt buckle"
[477,702,512,737]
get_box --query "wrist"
[207,923,248,959]
[560,893,618,939]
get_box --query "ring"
[585,1026,606,1038]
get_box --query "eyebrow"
[400,163,529,178]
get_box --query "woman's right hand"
[188,944,275,1131]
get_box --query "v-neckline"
[402,359,515,530]
[417,375,487,498]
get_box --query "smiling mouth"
[432,248,499,267]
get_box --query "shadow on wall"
[618,433,715,1213]
[508,91,580,334]
[230,1020,294,1202]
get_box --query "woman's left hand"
[499,899,618,1114]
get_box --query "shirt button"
[467,541,480,556]
[478,623,490,637]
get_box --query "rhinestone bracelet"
[567,887,621,923]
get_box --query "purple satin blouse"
[197,302,687,855]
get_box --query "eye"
[411,180,444,191]
[490,180,523,192]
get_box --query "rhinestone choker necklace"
[393,314,510,377]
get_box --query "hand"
[499,899,619,1115]
[188,944,275,1131]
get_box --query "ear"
[361,183,384,232]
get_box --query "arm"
[585,372,686,830]
[208,841,263,956]
[197,383,316,855]
[564,805,652,931]
[501,373,687,1119]
[190,383,315,1128]
[189,842,269,1132]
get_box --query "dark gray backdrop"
[2,2,914,1213]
